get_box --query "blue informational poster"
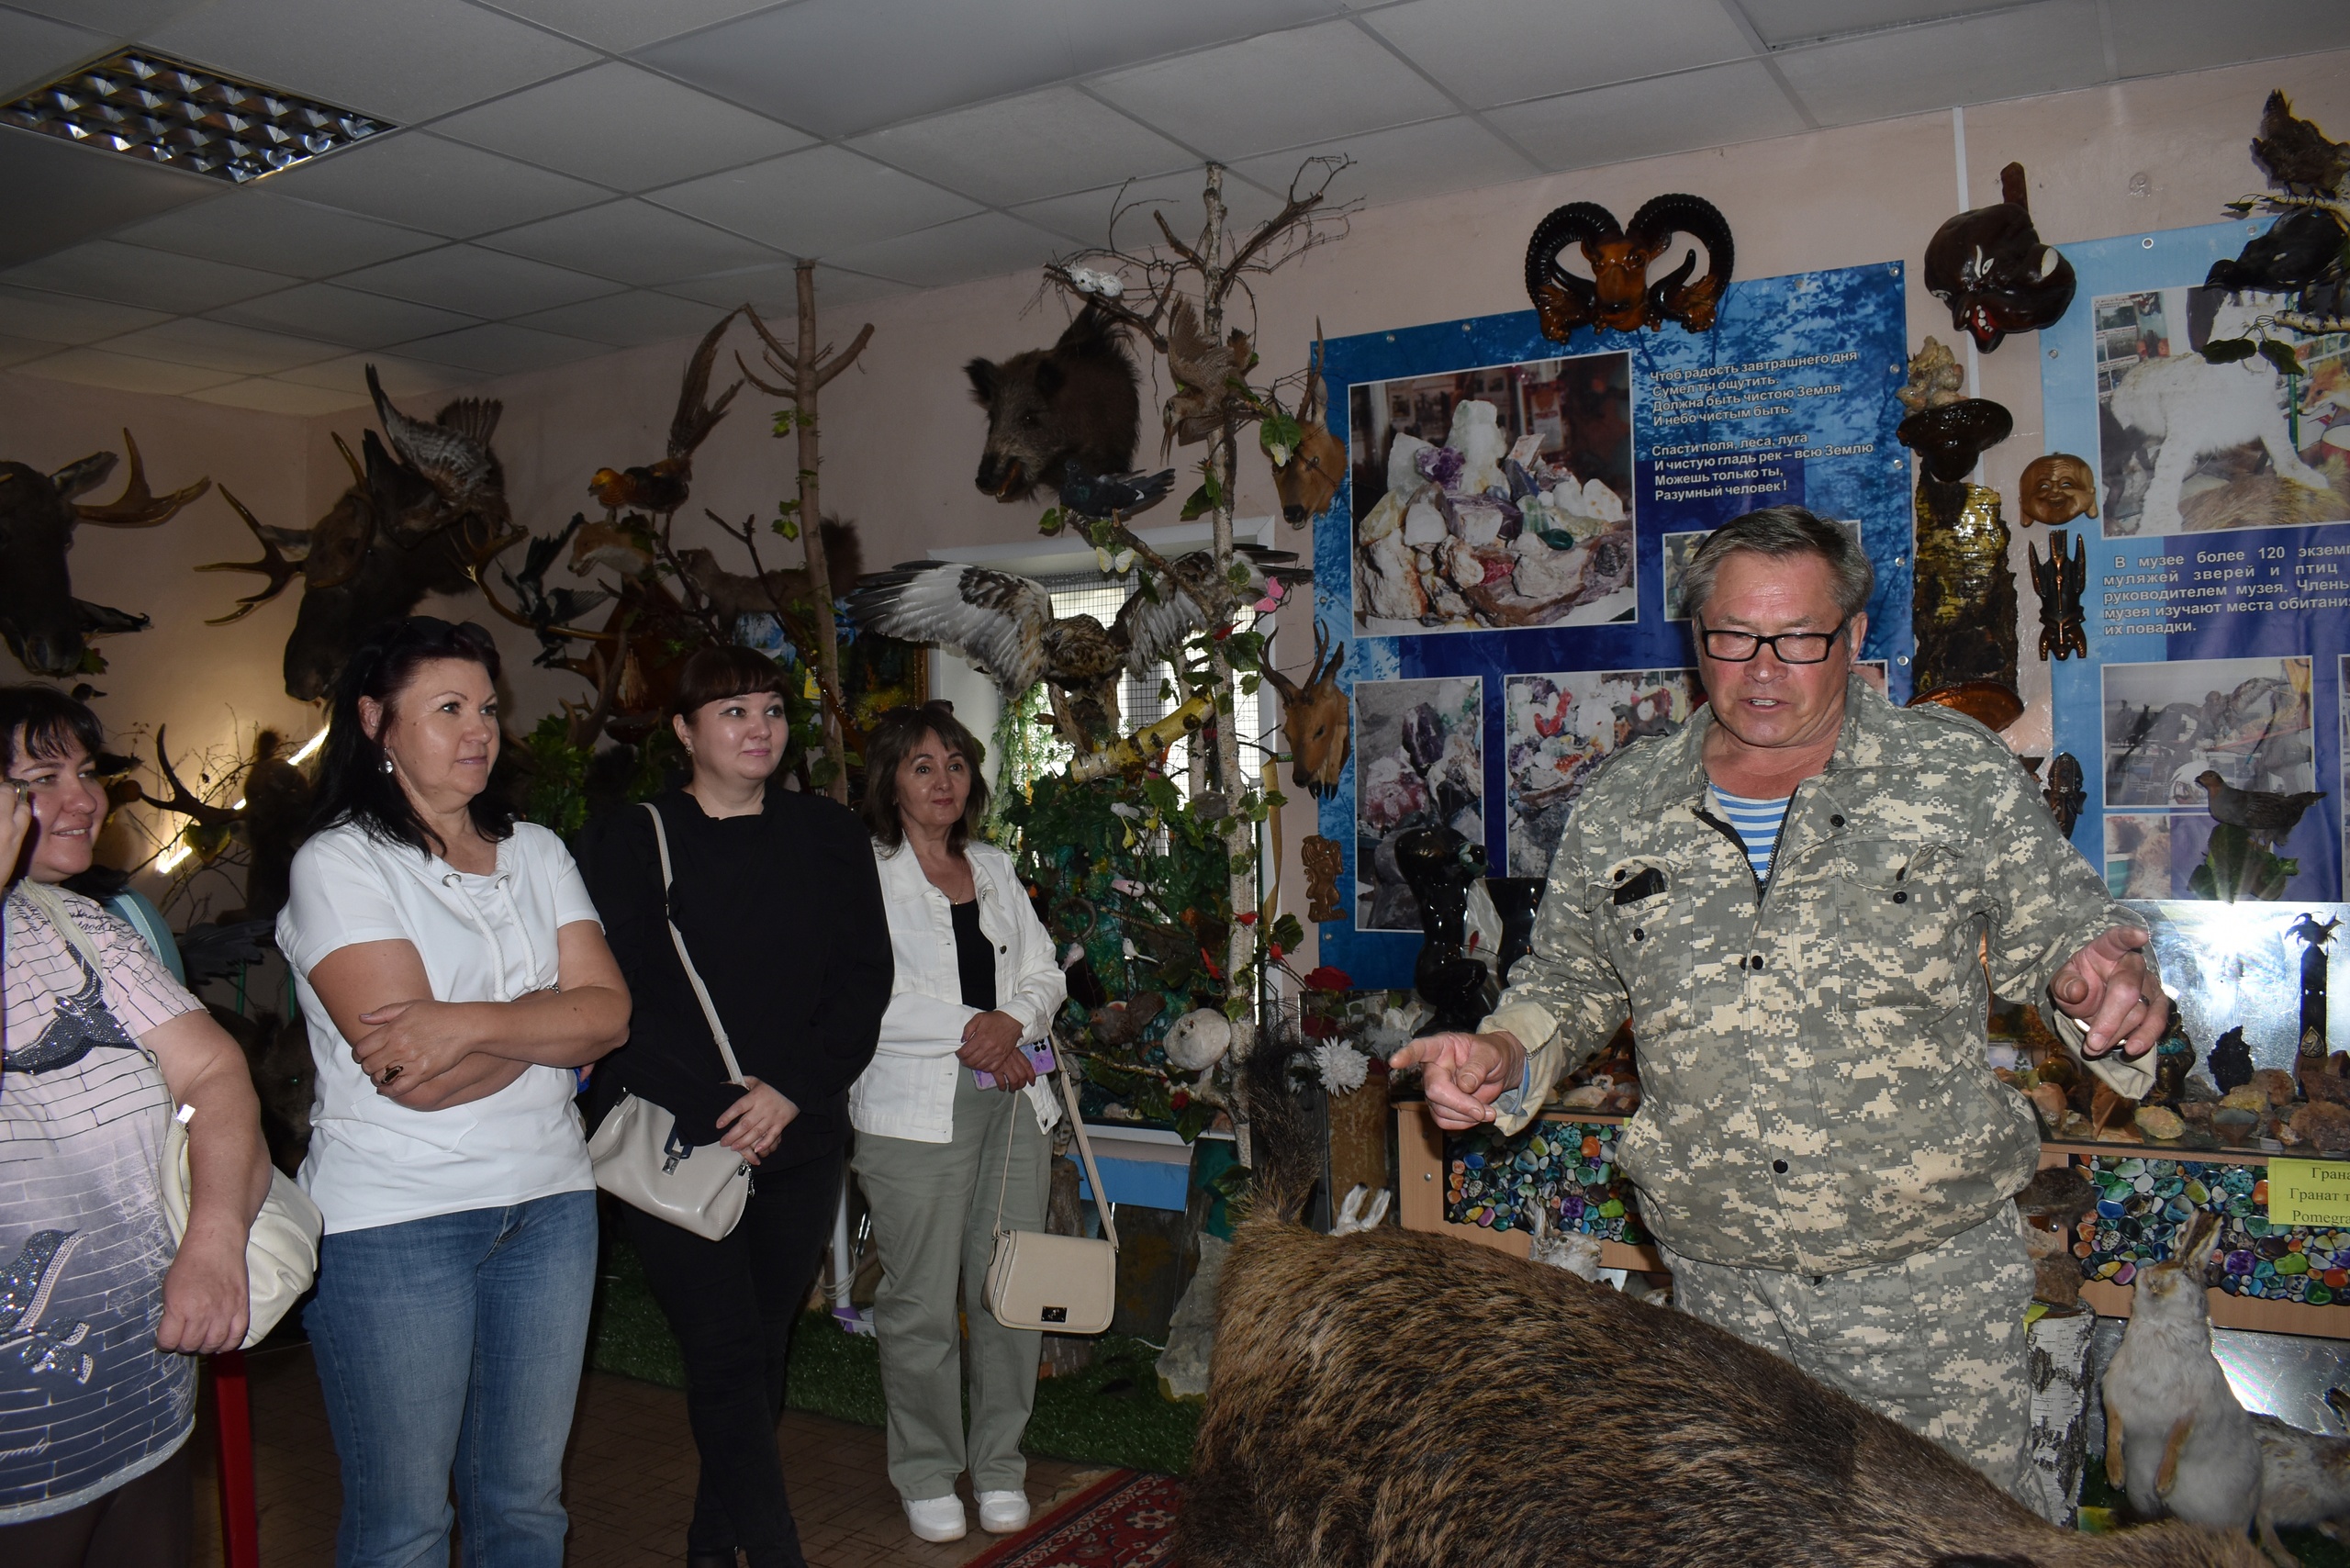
[1312,263,1913,987]
[2042,223,2350,909]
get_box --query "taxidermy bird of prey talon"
[1057,461,1175,521]
[1163,297,1252,454]
[2196,768,2325,848]
[2255,90,2350,197]
[589,308,744,518]
[366,365,501,510]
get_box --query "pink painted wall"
[4,50,2344,941]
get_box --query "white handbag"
[160,1106,323,1350]
[982,1069,1120,1335]
[586,801,753,1241]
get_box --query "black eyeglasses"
[1696,620,1851,664]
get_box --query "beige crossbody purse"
[586,802,752,1240]
[982,1068,1119,1334]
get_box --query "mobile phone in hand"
[972,1040,1056,1090]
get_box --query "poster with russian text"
[2042,224,2349,907]
[1313,263,1911,985]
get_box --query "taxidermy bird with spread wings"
[847,549,1291,753]
[588,308,744,519]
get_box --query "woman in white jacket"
[848,703,1067,1546]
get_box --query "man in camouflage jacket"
[1396,508,2166,1490]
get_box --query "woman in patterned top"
[0,685,271,1568]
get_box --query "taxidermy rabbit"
[1331,1184,1392,1236]
[1527,1204,1604,1280]
[2249,1412,2350,1567]
[2103,1211,2262,1537]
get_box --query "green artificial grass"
[588,1229,1199,1475]
[2081,1452,2349,1562]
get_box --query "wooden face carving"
[2019,453,2098,527]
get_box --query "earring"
[381,756,394,775]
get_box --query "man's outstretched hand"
[2051,926,2168,1059]
[1388,1031,1527,1131]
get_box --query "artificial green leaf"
[1270,913,1304,951]
[1180,483,1214,521]
[2259,338,2305,376]
[1259,409,1303,467]
[1037,507,1065,536]
[2200,337,2260,364]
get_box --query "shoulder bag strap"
[993,1063,1118,1250]
[641,801,744,1086]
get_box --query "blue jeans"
[305,1192,597,1568]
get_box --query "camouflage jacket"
[1485,675,2149,1273]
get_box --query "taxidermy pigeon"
[2196,769,2325,849]
[2254,90,2350,197]
[1057,461,1175,521]
[588,309,743,517]
[367,365,502,509]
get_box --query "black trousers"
[621,1148,844,1568]
[0,1440,191,1568]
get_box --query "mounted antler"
[134,726,245,829]
[73,430,212,527]
[198,489,304,624]
[1526,196,1735,340]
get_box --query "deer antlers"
[133,726,245,829]
[75,430,212,527]
[199,489,304,624]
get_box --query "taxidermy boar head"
[1270,335,1347,526]
[966,303,1140,502]
[0,431,210,677]
[1923,162,2076,353]
[1526,194,1735,341]
[1262,622,1348,799]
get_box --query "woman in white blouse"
[848,703,1067,1546]
[275,618,630,1568]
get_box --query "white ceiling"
[0,0,2340,414]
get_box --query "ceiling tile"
[434,62,812,192]
[848,86,1194,207]
[2110,0,2350,77]
[0,124,218,269]
[99,317,342,375]
[637,0,1346,139]
[339,245,621,318]
[187,375,371,414]
[1488,59,1808,171]
[1363,0,1754,109]
[0,7,112,99]
[15,346,243,395]
[475,0,786,52]
[0,285,169,346]
[261,133,610,240]
[1736,0,2025,48]
[212,282,478,348]
[275,351,479,398]
[478,199,784,286]
[393,321,610,374]
[649,144,980,257]
[657,261,912,316]
[4,2,210,35]
[1229,117,1539,211]
[145,0,597,122]
[1,241,297,313]
[1012,169,1285,250]
[824,211,1067,289]
[110,191,442,277]
[513,288,740,347]
[1774,0,2109,126]
[1089,19,1454,163]
[0,333,59,367]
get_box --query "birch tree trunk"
[794,263,849,802]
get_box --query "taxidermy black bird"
[367,365,503,511]
[1056,460,1175,521]
[2206,208,2347,295]
[589,308,744,518]
[2254,90,2350,197]
[2196,769,2325,849]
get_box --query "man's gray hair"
[1681,506,1874,623]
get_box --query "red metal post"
[211,1350,260,1568]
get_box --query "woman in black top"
[577,646,891,1568]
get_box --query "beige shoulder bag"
[982,1068,1119,1334]
[585,802,752,1240]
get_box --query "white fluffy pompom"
[1314,1041,1371,1095]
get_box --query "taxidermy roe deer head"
[1263,622,1348,800]
[1,431,209,677]
[1270,335,1346,526]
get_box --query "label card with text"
[2265,1158,2350,1229]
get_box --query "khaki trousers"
[850,1070,1051,1502]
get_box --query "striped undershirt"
[1710,784,1793,888]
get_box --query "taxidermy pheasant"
[588,308,743,518]
[2196,768,2325,848]
[1057,461,1175,521]
[2254,90,2350,197]
[366,366,503,513]
[1163,297,1252,454]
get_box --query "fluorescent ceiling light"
[3,50,391,185]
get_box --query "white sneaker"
[904,1495,967,1543]
[977,1490,1030,1534]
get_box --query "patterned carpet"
[965,1470,1181,1567]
